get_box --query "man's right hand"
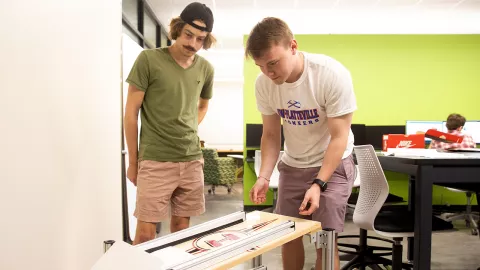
[127,163,138,186]
[249,177,270,204]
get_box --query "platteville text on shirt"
[277,108,320,126]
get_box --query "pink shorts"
[133,158,205,223]
[274,155,355,233]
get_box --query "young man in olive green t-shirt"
[124,2,216,245]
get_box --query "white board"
[122,33,144,241]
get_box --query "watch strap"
[313,178,327,191]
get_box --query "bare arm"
[198,98,209,125]
[316,112,353,182]
[258,114,282,180]
[124,84,145,166]
[300,112,353,215]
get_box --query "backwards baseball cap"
[180,2,214,32]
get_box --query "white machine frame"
[103,211,335,270]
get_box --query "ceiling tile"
[455,0,480,10]
[172,0,199,7]
[335,0,379,8]
[296,0,337,9]
[374,0,420,8]
[215,0,255,9]
[254,0,295,9]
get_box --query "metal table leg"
[249,266,267,270]
[310,228,335,270]
[251,255,263,267]
[103,240,115,253]
[414,166,433,270]
[407,176,415,263]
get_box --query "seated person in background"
[429,113,476,149]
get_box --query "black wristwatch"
[313,178,328,192]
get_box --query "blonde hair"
[168,16,216,50]
[245,17,293,59]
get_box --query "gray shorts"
[274,155,355,233]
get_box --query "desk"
[377,154,480,270]
[227,154,244,179]
[217,150,243,157]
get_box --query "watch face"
[313,179,326,190]
[315,179,327,191]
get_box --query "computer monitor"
[245,124,263,148]
[442,120,480,144]
[245,123,285,148]
[405,121,444,141]
[351,124,367,145]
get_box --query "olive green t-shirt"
[126,47,214,162]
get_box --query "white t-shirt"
[255,52,357,168]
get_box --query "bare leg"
[133,220,157,245]
[281,236,305,270]
[171,215,190,233]
[315,236,340,270]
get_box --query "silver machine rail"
[102,211,336,270]
[137,211,246,253]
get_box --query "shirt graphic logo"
[287,100,301,109]
[277,101,320,126]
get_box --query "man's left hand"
[299,184,321,215]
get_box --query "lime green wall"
[243,34,480,206]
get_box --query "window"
[143,11,157,48]
[122,0,170,48]
[122,24,140,44]
[161,31,168,47]
[122,0,138,29]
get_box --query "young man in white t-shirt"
[246,17,357,270]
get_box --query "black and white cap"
[180,2,214,32]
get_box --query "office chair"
[338,165,401,266]
[201,148,237,194]
[442,187,479,235]
[341,145,453,270]
[345,165,405,217]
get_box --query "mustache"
[183,45,196,52]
